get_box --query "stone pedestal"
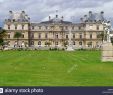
[101,42,113,62]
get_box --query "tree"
[14,32,22,47]
[0,29,7,49]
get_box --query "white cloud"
[0,0,113,26]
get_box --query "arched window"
[79,42,82,45]
[8,25,10,30]
[22,25,24,30]
[66,35,68,39]
[55,42,58,45]
[38,33,41,39]
[90,34,92,39]
[73,34,75,38]
[31,41,34,45]
[15,25,17,30]
[73,41,76,45]
[55,34,58,39]
[38,41,41,45]
[22,34,24,38]
[45,33,48,39]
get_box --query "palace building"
[3,11,108,49]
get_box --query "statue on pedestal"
[66,26,74,51]
[102,21,111,43]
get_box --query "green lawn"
[0,50,113,86]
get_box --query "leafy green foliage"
[0,29,7,48]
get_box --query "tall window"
[60,26,63,30]
[97,25,99,30]
[73,34,75,38]
[32,26,34,30]
[79,42,82,45]
[79,26,81,30]
[90,34,92,39]
[66,35,68,39]
[22,34,24,38]
[38,41,41,45]
[15,25,17,30]
[45,33,48,39]
[8,25,10,30]
[96,32,101,38]
[89,25,93,30]
[8,41,10,46]
[8,34,10,38]
[65,26,68,30]
[45,26,48,30]
[39,26,41,29]
[73,41,76,45]
[22,25,24,30]
[38,33,41,39]
[31,33,34,38]
[79,33,82,39]
[55,42,58,45]
[72,26,74,30]
[55,34,58,39]
[31,41,34,45]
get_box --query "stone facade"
[3,11,106,49]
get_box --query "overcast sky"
[0,0,113,27]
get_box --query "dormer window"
[22,25,24,30]
[13,19,15,22]
[73,34,75,38]
[90,34,92,39]
[65,26,68,30]
[15,25,17,30]
[72,26,74,30]
[79,26,81,30]
[32,26,34,30]
[39,26,41,29]
[8,25,10,30]
[45,26,48,30]
[8,19,11,22]
[8,34,10,38]
[97,25,99,30]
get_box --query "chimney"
[22,11,25,13]
[100,11,104,17]
[84,15,88,22]
[80,18,83,22]
[49,16,51,21]
[55,10,58,18]
[28,17,30,20]
[61,16,64,21]
[9,11,13,21]
[9,11,12,14]
[100,11,104,21]
[101,11,104,14]
[89,11,92,16]
[56,15,58,18]
[28,17,30,21]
